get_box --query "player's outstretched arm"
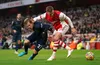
[33,13,46,22]
[59,12,74,28]
[59,12,77,34]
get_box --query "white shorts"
[53,24,69,36]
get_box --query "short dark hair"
[46,6,54,12]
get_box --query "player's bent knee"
[53,34,62,41]
[24,39,30,44]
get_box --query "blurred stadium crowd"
[0,0,100,50]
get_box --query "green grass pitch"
[0,49,100,65]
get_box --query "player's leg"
[15,34,21,54]
[28,30,48,60]
[60,25,74,57]
[48,24,73,59]
[47,43,58,61]
[12,34,18,54]
[59,40,73,57]
[28,47,39,60]
[47,31,60,61]
[18,32,36,57]
[28,39,44,60]
[14,41,19,54]
[18,39,30,57]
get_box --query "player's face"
[47,10,54,16]
[17,14,21,19]
[26,21,33,29]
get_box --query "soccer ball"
[85,52,94,60]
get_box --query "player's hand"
[71,28,77,34]
[13,30,17,33]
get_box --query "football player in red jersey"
[33,6,77,61]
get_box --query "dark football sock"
[15,44,19,51]
[24,44,29,54]
[31,53,38,59]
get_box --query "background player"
[11,13,22,54]
[32,6,77,61]
[18,17,52,60]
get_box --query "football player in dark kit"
[11,13,22,54]
[18,17,52,60]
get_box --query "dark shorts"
[12,33,21,42]
[27,31,47,51]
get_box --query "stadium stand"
[0,0,18,4]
